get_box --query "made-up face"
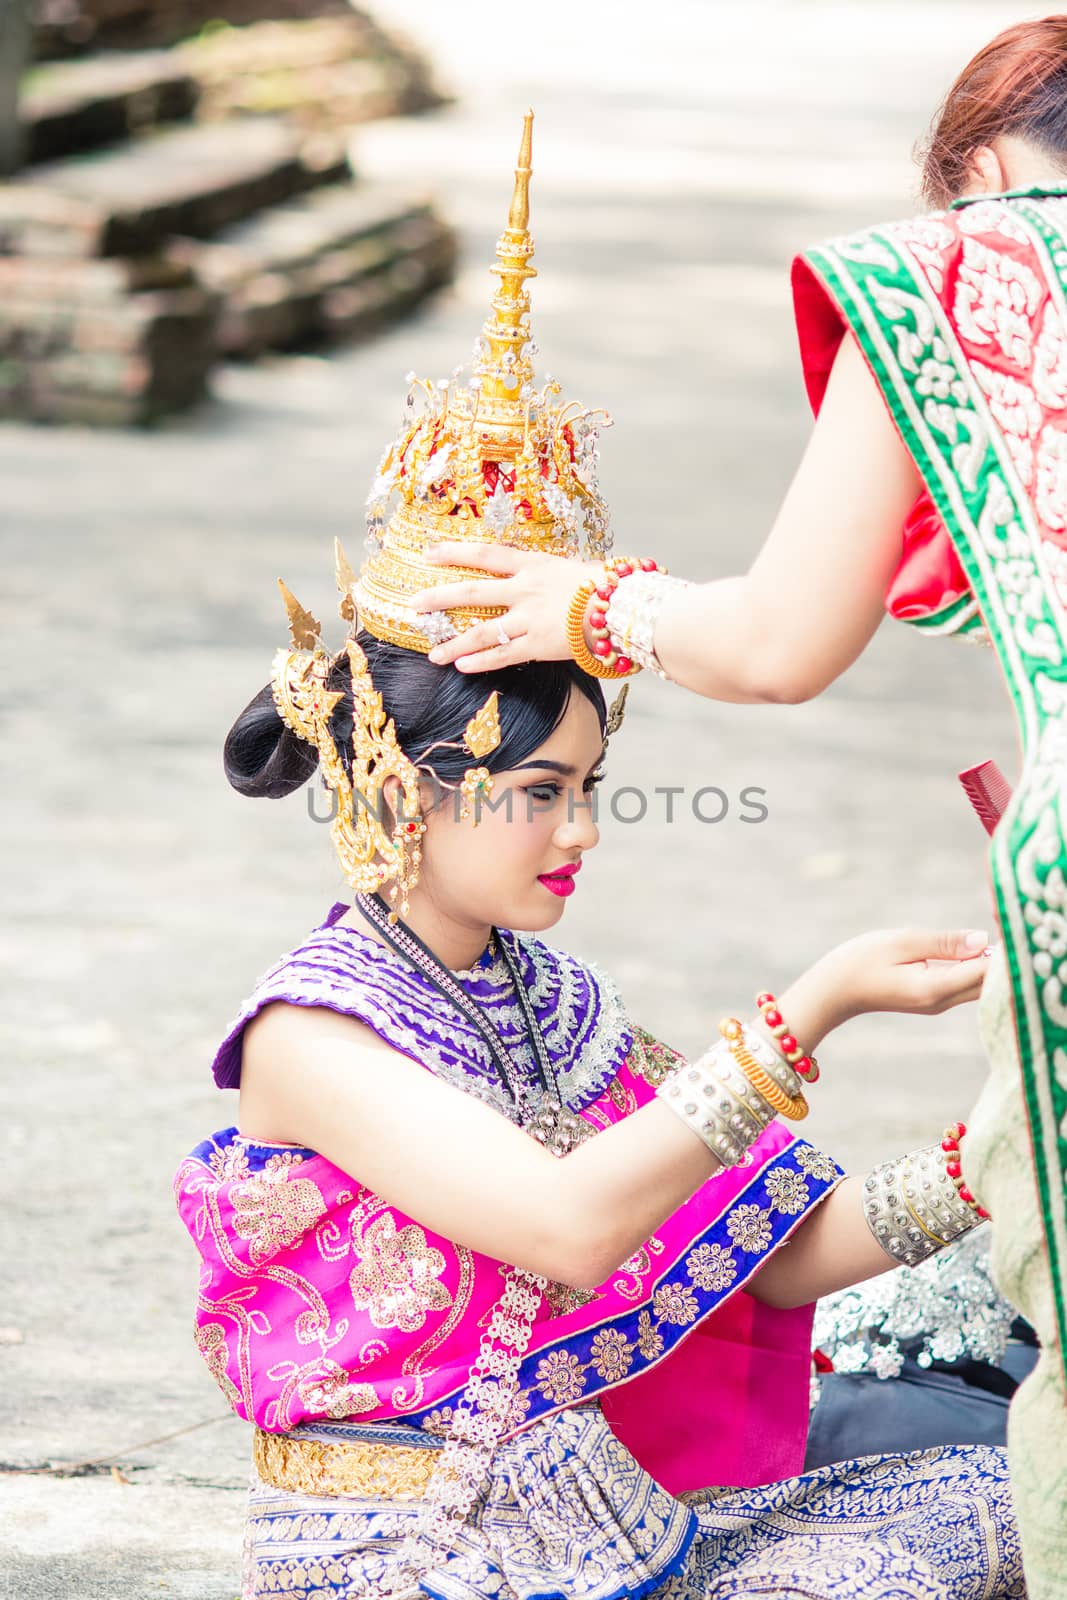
[409,689,605,939]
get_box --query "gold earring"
[387,813,426,920]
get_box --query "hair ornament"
[605,683,629,738]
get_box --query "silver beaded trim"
[656,1038,774,1167]
[604,571,690,680]
[863,1143,984,1269]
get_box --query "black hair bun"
[223,683,318,799]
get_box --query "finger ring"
[496,622,511,647]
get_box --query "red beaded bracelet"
[585,556,664,675]
[755,992,820,1083]
[941,1121,991,1220]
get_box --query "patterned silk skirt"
[242,1405,1023,1599]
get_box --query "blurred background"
[0,1,1041,1593]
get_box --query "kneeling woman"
[176,119,1019,1600]
[176,597,1018,1600]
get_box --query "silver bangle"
[863,1144,986,1268]
[657,1037,774,1166]
[604,570,690,680]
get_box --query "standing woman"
[416,20,1067,1590]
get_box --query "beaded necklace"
[356,892,594,1156]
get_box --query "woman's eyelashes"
[523,771,605,804]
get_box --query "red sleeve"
[790,252,971,624]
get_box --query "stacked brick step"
[0,254,213,424]
[0,112,455,423]
[171,184,456,357]
[0,119,332,422]
[21,49,199,164]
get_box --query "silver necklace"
[356,894,594,1157]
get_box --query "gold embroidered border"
[253,1427,439,1502]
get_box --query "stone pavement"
[0,2,1038,1593]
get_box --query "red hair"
[921,16,1067,206]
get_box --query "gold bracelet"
[566,579,629,678]
[719,1019,809,1121]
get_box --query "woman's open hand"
[413,544,597,670]
[781,927,993,1050]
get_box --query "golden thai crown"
[352,110,614,652]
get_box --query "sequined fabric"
[241,1406,1023,1600]
[812,1230,1015,1388]
[211,905,631,1122]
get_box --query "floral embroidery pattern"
[499,1386,533,1432]
[422,1405,455,1437]
[726,1203,773,1253]
[195,1322,240,1406]
[208,1140,251,1182]
[534,1349,586,1404]
[231,1161,327,1263]
[796,1146,838,1183]
[589,1327,633,1383]
[181,1117,834,1439]
[348,1213,451,1333]
[636,1309,663,1361]
[298,1366,379,1420]
[973,363,1042,486]
[1035,424,1067,533]
[652,1282,699,1325]
[685,1242,738,1293]
[519,1145,835,1415]
[1034,301,1067,409]
[806,196,1067,1379]
[954,236,1041,366]
[765,1168,811,1216]
[626,1025,685,1088]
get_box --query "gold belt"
[253,1427,440,1502]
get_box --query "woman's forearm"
[553,1100,724,1288]
[746,1175,890,1308]
[646,562,886,706]
[650,576,807,704]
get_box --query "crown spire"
[479,110,538,406]
[507,108,533,230]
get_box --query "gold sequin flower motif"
[589,1327,634,1383]
[349,1212,452,1333]
[534,1349,587,1405]
[795,1146,839,1183]
[651,1282,699,1326]
[637,1309,664,1361]
[765,1168,811,1216]
[195,1322,241,1406]
[726,1204,773,1254]
[685,1242,738,1293]
[231,1165,328,1263]
[298,1366,379,1421]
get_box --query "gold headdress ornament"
[353,110,614,652]
[271,559,502,918]
[267,114,626,911]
